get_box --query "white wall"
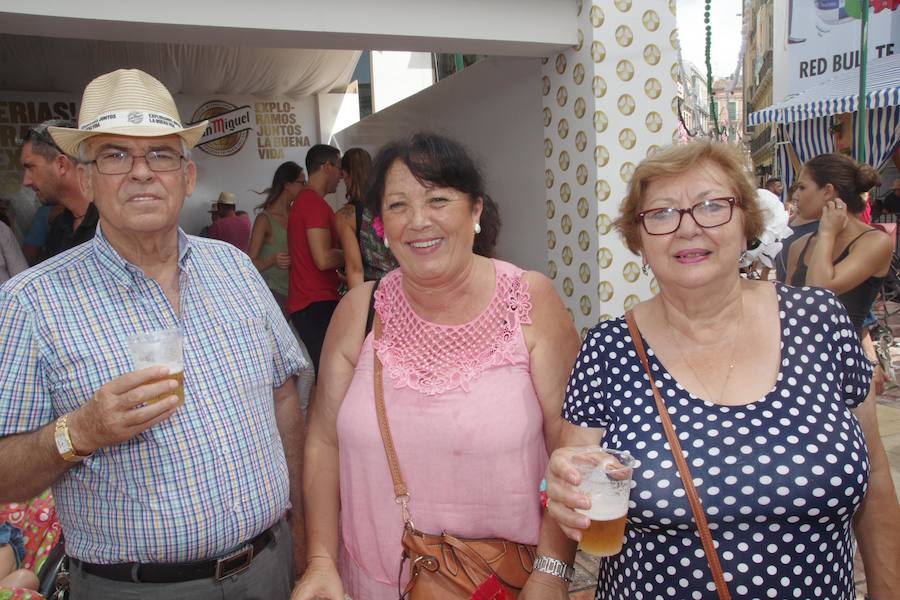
[371,51,435,113]
[317,92,361,146]
[335,57,547,273]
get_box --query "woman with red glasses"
[543,140,899,600]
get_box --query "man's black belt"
[74,523,276,583]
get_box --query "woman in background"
[248,162,315,411]
[786,153,891,336]
[249,161,306,311]
[335,147,398,290]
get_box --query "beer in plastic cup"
[572,447,638,556]
[126,328,184,406]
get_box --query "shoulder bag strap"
[364,279,381,337]
[373,313,414,524]
[624,311,732,600]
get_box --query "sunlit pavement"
[567,302,900,599]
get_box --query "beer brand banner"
[782,0,899,97]
[0,92,317,236]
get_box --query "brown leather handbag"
[372,315,536,600]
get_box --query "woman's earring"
[738,250,747,265]
[474,223,482,234]
[384,237,390,249]
[641,263,650,276]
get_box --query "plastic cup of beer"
[126,328,184,406]
[572,447,638,557]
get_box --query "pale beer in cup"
[146,365,185,406]
[126,329,185,406]
[572,447,638,557]
[578,501,629,556]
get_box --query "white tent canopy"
[749,57,900,125]
[0,34,361,98]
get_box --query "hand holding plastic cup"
[571,447,639,556]
[125,328,185,406]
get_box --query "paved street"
[568,302,900,600]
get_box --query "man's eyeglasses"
[636,197,736,236]
[88,149,185,175]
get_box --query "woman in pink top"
[292,133,581,600]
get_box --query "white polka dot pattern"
[562,285,873,599]
[541,0,679,336]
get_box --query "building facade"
[743,0,775,184]
[713,76,745,144]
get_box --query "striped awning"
[749,57,900,125]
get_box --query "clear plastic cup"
[125,328,184,406]
[572,447,639,556]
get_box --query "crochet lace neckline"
[373,261,533,396]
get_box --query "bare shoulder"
[521,270,561,305]
[335,203,355,225]
[520,270,570,320]
[860,226,894,252]
[251,211,271,230]
[331,280,375,336]
[519,269,578,344]
[744,278,780,313]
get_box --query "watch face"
[55,428,72,453]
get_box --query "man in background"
[19,119,97,263]
[287,144,343,377]
[764,177,784,202]
[207,192,251,252]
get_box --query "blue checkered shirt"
[0,227,307,563]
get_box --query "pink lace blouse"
[335,259,547,599]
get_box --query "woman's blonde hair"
[614,140,764,253]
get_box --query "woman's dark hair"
[803,153,881,215]
[341,148,372,205]
[366,132,500,257]
[474,194,501,258]
[255,161,303,211]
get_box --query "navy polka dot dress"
[563,285,873,600]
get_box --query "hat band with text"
[80,110,183,132]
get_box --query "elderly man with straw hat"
[0,69,308,599]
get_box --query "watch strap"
[54,414,90,462]
[532,555,574,582]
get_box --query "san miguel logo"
[188,100,253,157]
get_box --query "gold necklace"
[665,297,743,404]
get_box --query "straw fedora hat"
[49,69,208,157]
[217,192,237,206]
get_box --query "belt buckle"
[215,544,254,580]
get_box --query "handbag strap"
[624,311,732,600]
[373,313,414,524]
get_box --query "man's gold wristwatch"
[54,414,91,462]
